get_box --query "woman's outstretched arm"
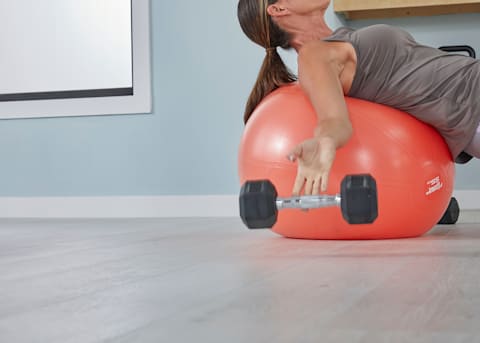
[289,41,354,195]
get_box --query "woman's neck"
[290,26,333,51]
[276,14,333,51]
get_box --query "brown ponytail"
[237,0,297,123]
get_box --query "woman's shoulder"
[353,24,415,43]
[327,24,413,41]
[299,39,353,63]
[297,25,410,65]
[297,39,357,80]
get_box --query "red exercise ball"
[238,83,455,240]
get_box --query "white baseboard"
[0,196,238,218]
[0,191,477,218]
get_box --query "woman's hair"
[237,0,297,123]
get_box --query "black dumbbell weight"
[239,174,378,229]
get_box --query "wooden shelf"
[334,0,480,19]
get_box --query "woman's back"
[324,24,480,158]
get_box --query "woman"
[237,0,480,196]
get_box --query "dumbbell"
[239,174,378,229]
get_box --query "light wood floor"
[1,213,480,343]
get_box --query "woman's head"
[237,0,297,123]
[238,0,331,48]
[238,0,292,51]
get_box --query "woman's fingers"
[320,171,330,193]
[289,137,335,195]
[312,176,321,195]
[292,174,305,196]
[304,178,314,195]
[294,175,323,196]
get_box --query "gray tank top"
[323,24,480,159]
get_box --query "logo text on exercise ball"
[426,176,444,196]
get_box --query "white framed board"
[0,0,151,119]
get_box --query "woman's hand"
[288,136,336,196]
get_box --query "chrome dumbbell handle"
[276,194,341,210]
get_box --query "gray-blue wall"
[0,1,479,196]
